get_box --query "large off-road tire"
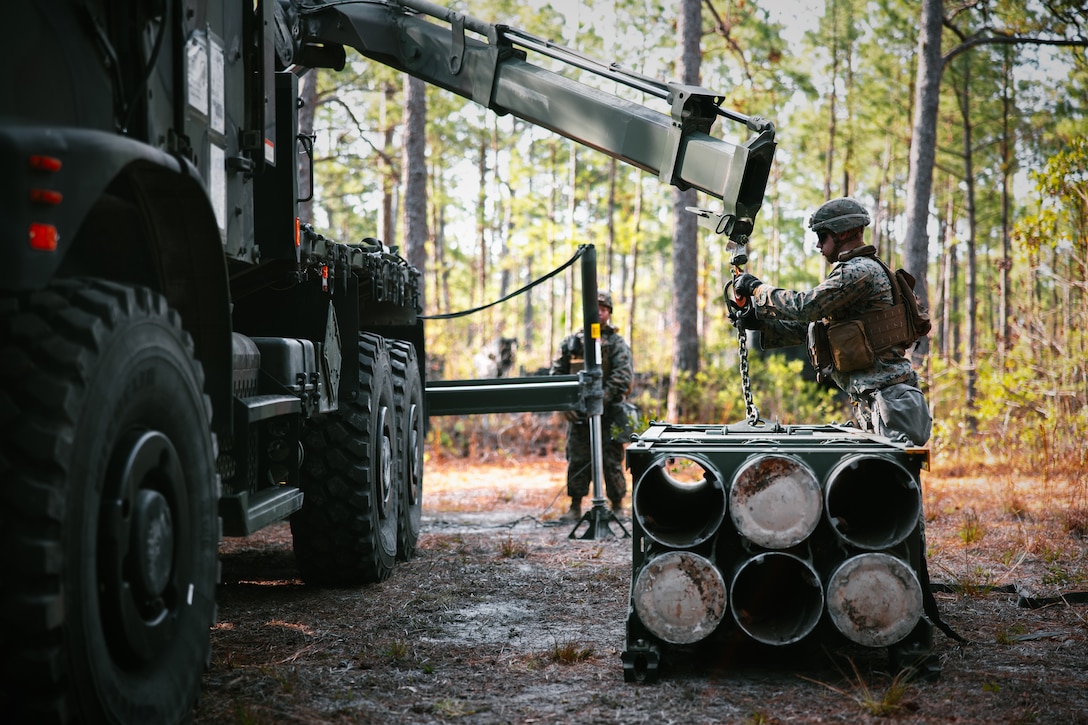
[0,280,220,724]
[292,333,399,584]
[390,340,424,561]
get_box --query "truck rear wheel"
[0,280,220,724]
[390,340,424,561]
[292,332,399,584]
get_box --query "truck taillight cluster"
[27,154,63,251]
[621,423,936,683]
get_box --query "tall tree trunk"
[935,204,949,358]
[547,140,559,363]
[494,125,511,302]
[666,0,702,421]
[475,140,487,315]
[607,158,617,289]
[567,142,578,330]
[841,0,856,197]
[903,0,943,358]
[956,63,978,430]
[403,75,428,312]
[942,192,961,365]
[297,72,318,225]
[435,204,450,315]
[380,82,397,247]
[823,0,842,198]
[629,173,643,357]
[999,45,1013,366]
[523,254,534,363]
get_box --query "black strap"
[918,550,971,644]
[420,245,588,320]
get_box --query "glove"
[733,273,762,299]
[729,305,762,331]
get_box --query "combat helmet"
[597,291,613,311]
[808,197,871,235]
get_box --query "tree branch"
[702,0,753,83]
[944,32,1088,65]
[942,3,1088,67]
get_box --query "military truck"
[0,0,774,720]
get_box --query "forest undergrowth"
[426,351,1088,548]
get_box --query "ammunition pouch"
[809,304,912,380]
[806,254,930,381]
[807,322,834,381]
[827,319,875,373]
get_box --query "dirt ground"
[194,456,1088,724]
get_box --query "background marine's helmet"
[597,291,613,311]
[808,197,871,235]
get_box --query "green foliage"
[655,350,844,426]
[748,351,848,424]
[1018,136,1088,256]
[931,330,1087,479]
[302,0,1088,480]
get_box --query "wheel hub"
[378,407,394,516]
[100,428,187,664]
[132,489,175,601]
[407,403,421,506]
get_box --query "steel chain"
[736,324,759,424]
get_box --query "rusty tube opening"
[730,552,823,646]
[633,455,725,549]
[824,455,921,550]
[826,553,923,647]
[729,454,822,549]
[632,551,727,645]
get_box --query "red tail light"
[29,223,59,251]
[28,154,63,250]
[29,155,62,172]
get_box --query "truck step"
[220,485,305,537]
[236,393,302,423]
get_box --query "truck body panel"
[1,1,776,721]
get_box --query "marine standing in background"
[730,197,932,445]
[550,291,634,522]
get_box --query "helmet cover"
[808,197,871,235]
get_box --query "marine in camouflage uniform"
[731,197,932,445]
[550,291,634,521]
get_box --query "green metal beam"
[426,375,580,416]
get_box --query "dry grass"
[920,465,1088,594]
[550,639,596,664]
[801,658,916,717]
[423,451,571,517]
[202,451,1088,725]
[421,445,1088,598]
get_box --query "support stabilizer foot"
[569,503,630,540]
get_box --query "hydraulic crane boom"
[1,2,779,721]
[279,0,776,240]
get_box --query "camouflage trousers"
[853,382,932,446]
[564,420,627,503]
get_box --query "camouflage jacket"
[751,245,917,399]
[549,324,634,406]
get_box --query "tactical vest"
[808,248,930,378]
